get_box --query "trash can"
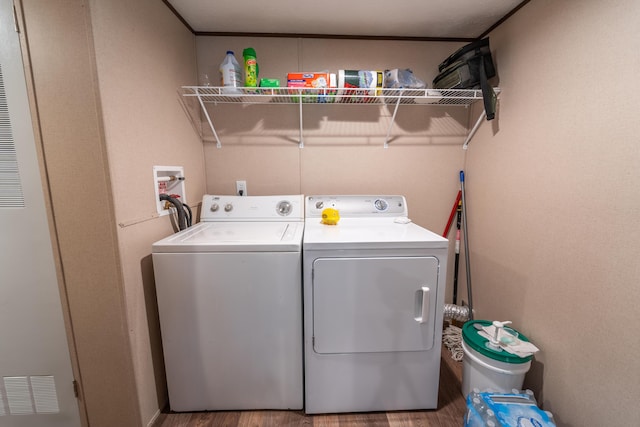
[461,320,533,398]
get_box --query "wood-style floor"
[154,348,466,427]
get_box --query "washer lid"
[303,218,447,250]
[152,221,303,252]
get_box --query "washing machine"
[303,195,448,414]
[152,195,304,411]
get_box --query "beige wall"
[87,0,205,425]
[20,0,140,425]
[21,0,204,426]
[196,37,470,314]
[197,36,469,236]
[466,0,640,425]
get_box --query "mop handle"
[460,171,474,319]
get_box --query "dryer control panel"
[306,195,407,218]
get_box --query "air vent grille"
[0,375,60,416]
[3,376,32,415]
[0,63,25,208]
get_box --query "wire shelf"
[181,86,494,106]
[180,86,499,148]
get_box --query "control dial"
[315,201,324,209]
[210,203,219,212]
[277,200,292,216]
[224,203,233,212]
[374,198,389,211]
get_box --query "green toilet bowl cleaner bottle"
[243,48,259,88]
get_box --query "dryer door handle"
[414,286,430,324]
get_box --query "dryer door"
[312,256,439,354]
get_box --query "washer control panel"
[306,195,407,218]
[202,195,304,221]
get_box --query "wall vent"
[0,63,25,208]
[0,376,59,416]
[30,376,59,414]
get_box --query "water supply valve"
[153,166,185,216]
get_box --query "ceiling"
[164,0,528,40]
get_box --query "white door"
[312,256,439,354]
[0,1,82,425]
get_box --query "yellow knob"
[321,208,340,225]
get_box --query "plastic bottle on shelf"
[242,47,259,88]
[219,51,242,93]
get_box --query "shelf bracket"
[298,94,304,148]
[195,88,222,148]
[462,109,487,150]
[384,96,402,148]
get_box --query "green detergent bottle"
[243,48,259,87]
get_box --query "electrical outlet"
[236,180,247,196]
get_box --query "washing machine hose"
[159,194,189,231]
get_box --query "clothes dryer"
[303,195,448,414]
[152,195,304,411]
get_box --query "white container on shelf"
[219,50,242,93]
